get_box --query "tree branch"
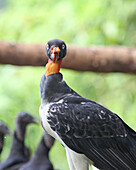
[0,41,136,73]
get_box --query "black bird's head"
[15,111,39,141]
[15,111,39,126]
[46,39,67,62]
[45,39,67,77]
[0,121,11,153]
[0,121,11,135]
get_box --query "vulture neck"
[40,73,73,104]
[15,121,26,141]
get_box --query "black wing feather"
[47,96,136,169]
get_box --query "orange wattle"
[45,59,62,77]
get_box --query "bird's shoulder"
[47,95,127,139]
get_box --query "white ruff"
[39,102,94,170]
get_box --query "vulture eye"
[62,44,65,49]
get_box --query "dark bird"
[20,130,55,170]
[0,111,38,170]
[0,121,11,156]
[39,39,136,170]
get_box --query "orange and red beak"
[50,46,60,62]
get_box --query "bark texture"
[0,41,136,73]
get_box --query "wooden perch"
[0,41,136,73]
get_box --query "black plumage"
[20,131,55,170]
[0,111,38,170]
[0,121,11,156]
[39,39,136,170]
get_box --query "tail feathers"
[81,135,136,170]
[87,147,136,170]
[98,135,136,170]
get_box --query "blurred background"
[0,0,136,169]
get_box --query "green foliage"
[0,0,136,169]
